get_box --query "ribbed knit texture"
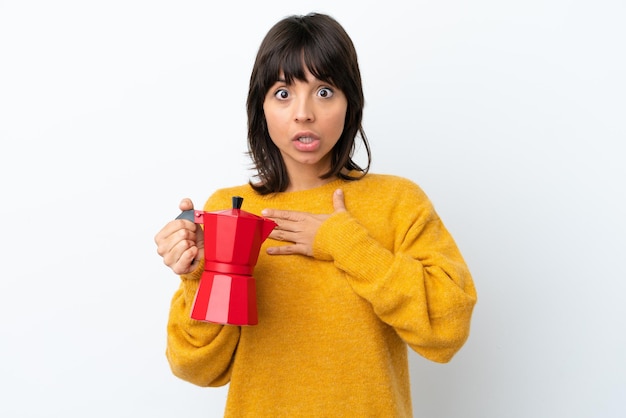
[166,173,477,417]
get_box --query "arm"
[165,265,241,386]
[312,187,477,363]
[155,195,241,386]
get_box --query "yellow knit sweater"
[166,173,477,417]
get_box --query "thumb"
[179,198,195,211]
[333,189,347,213]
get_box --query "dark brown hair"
[246,13,371,194]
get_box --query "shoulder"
[345,173,438,223]
[351,173,428,200]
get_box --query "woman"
[155,12,477,417]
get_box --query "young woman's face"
[263,69,347,177]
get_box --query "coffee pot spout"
[261,218,277,241]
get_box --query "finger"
[156,226,195,257]
[271,219,301,233]
[333,189,347,213]
[163,234,198,262]
[262,208,306,221]
[170,247,200,275]
[158,219,197,242]
[266,244,298,255]
[268,227,298,242]
[154,221,182,247]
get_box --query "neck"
[286,172,337,192]
[282,157,333,192]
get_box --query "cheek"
[332,109,347,135]
[265,114,283,140]
[263,105,278,136]
[334,100,348,129]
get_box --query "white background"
[1,1,624,417]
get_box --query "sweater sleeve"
[165,265,241,387]
[312,185,477,363]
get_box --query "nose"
[294,97,314,122]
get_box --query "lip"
[291,131,321,152]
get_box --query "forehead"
[272,51,334,86]
[277,67,324,84]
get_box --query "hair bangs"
[264,31,339,89]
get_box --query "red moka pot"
[177,196,276,325]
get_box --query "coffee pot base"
[191,272,258,326]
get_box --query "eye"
[274,89,289,100]
[318,87,334,98]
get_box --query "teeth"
[298,137,313,143]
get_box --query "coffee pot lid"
[211,196,263,219]
[176,196,268,222]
